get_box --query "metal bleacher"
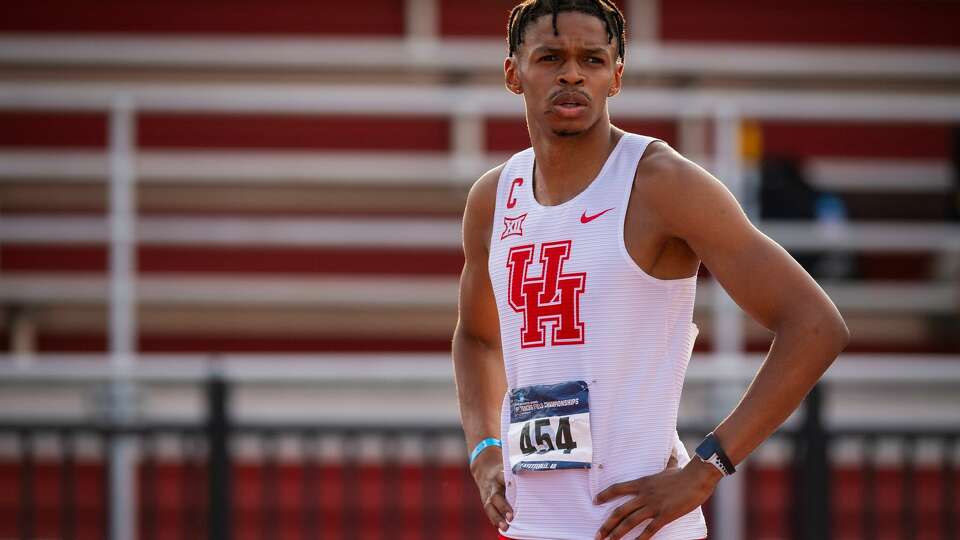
[1,85,958,355]
[0,1,959,539]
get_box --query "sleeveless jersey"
[487,133,708,540]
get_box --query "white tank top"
[488,133,708,540]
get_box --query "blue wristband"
[469,438,502,464]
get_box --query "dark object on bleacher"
[759,156,819,221]
[949,125,960,222]
[759,156,820,275]
[759,156,858,280]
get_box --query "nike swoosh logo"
[580,207,614,224]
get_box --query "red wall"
[0,1,404,36]
[660,1,960,47]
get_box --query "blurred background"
[0,1,958,539]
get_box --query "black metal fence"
[0,379,956,540]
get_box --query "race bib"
[508,380,593,473]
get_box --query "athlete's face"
[505,11,623,138]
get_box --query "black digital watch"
[694,431,736,476]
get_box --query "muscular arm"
[595,144,849,539]
[453,166,506,455]
[452,166,514,531]
[644,144,851,475]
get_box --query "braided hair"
[507,0,626,62]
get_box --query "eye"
[539,54,559,62]
[586,57,604,64]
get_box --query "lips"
[550,91,589,118]
[551,91,589,108]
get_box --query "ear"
[504,56,523,95]
[607,61,624,97]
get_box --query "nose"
[556,60,584,86]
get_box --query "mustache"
[548,89,591,104]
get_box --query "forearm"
[452,324,507,450]
[712,314,849,466]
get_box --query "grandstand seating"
[1,110,956,354]
[0,1,958,539]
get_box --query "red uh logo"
[506,240,586,348]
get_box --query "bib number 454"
[518,417,578,455]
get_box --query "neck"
[528,115,623,206]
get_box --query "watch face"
[695,437,717,459]
[696,435,735,475]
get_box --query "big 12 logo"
[506,240,586,348]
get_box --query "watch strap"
[695,431,736,476]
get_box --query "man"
[451,1,850,539]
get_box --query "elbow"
[784,308,850,354]
[452,321,499,354]
[822,311,851,355]
[835,318,851,352]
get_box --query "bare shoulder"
[633,140,742,234]
[466,163,503,213]
[462,163,506,256]
[634,141,717,199]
